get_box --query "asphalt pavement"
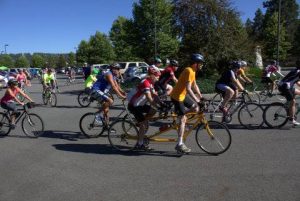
[0,75,299,201]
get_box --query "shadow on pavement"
[52,143,210,158]
[41,130,85,141]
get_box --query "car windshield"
[119,63,126,69]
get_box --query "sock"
[178,137,183,145]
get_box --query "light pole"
[4,44,8,54]
[276,0,282,67]
[152,0,157,58]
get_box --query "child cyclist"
[0,79,34,128]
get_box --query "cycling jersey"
[0,87,20,104]
[84,74,97,88]
[262,65,278,78]
[237,69,245,77]
[216,70,236,86]
[92,70,116,92]
[129,77,155,107]
[279,69,300,89]
[158,66,175,86]
[170,67,195,102]
[43,73,55,84]
[16,73,26,83]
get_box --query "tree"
[32,54,45,68]
[173,0,251,74]
[264,12,291,60]
[15,55,30,68]
[110,16,137,61]
[57,55,67,68]
[252,9,265,41]
[292,20,300,57]
[131,0,179,62]
[76,40,90,65]
[68,52,76,67]
[0,54,14,68]
[88,31,115,64]
[263,0,299,43]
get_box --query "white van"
[118,62,149,74]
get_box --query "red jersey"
[129,77,155,107]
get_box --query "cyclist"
[0,79,34,128]
[90,63,126,127]
[237,61,253,85]
[215,61,246,115]
[16,69,27,88]
[51,68,59,92]
[128,66,162,150]
[151,57,163,69]
[155,59,179,96]
[170,53,205,153]
[261,60,284,93]
[42,68,55,92]
[84,68,99,93]
[278,60,300,126]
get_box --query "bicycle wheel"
[0,112,11,136]
[195,120,231,155]
[108,119,138,151]
[263,102,288,128]
[22,114,44,138]
[208,93,223,112]
[77,91,91,107]
[79,112,105,138]
[238,103,264,129]
[245,91,261,104]
[49,92,57,107]
[42,90,50,105]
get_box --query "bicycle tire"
[108,119,138,151]
[122,114,149,135]
[77,91,91,107]
[238,103,264,129]
[195,120,231,155]
[263,102,288,128]
[22,113,44,138]
[208,93,223,112]
[49,92,57,107]
[79,112,105,138]
[42,89,51,105]
[0,112,11,136]
[245,91,261,104]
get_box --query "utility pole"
[153,0,157,58]
[276,0,282,68]
[4,44,8,54]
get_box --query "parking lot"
[0,75,299,201]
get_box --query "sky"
[0,0,299,54]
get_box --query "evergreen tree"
[252,9,265,41]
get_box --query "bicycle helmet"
[231,61,241,69]
[191,54,205,63]
[154,57,162,64]
[92,68,100,75]
[8,79,18,86]
[148,66,161,77]
[170,59,179,67]
[240,60,247,67]
[110,62,121,69]
[270,60,277,65]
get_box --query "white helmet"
[240,61,247,67]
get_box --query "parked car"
[123,65,149,84]
[75,67,83,75]
[118,62,149,75]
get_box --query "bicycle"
[263,98,300,128]
[65,76,75,86]
[42,86,57,107]
[259,80,285,103]
[108,107,232,155]
[77,89,114,107]
[208,91,264,129]
[79,94,119,138]
[16,83,27,102]
[0,102,44,138]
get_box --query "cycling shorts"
[128,104,152,122]
[1,102,18,113]
[90,90,111,103]
[171,96,195,116]
[261,77,273,84]
[278,83,295,101]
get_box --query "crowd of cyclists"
[0,54,299,153]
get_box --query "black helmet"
[231,61,241,69]
[270,60,277,65]
[8,79,18,86]
[191,54,204,63]
[170,59,178,66]
[110,62,121,69]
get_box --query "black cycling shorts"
[171,96,195,116]
[278,84,295,101]
[128,104,152,122]
[261,77,273,84]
